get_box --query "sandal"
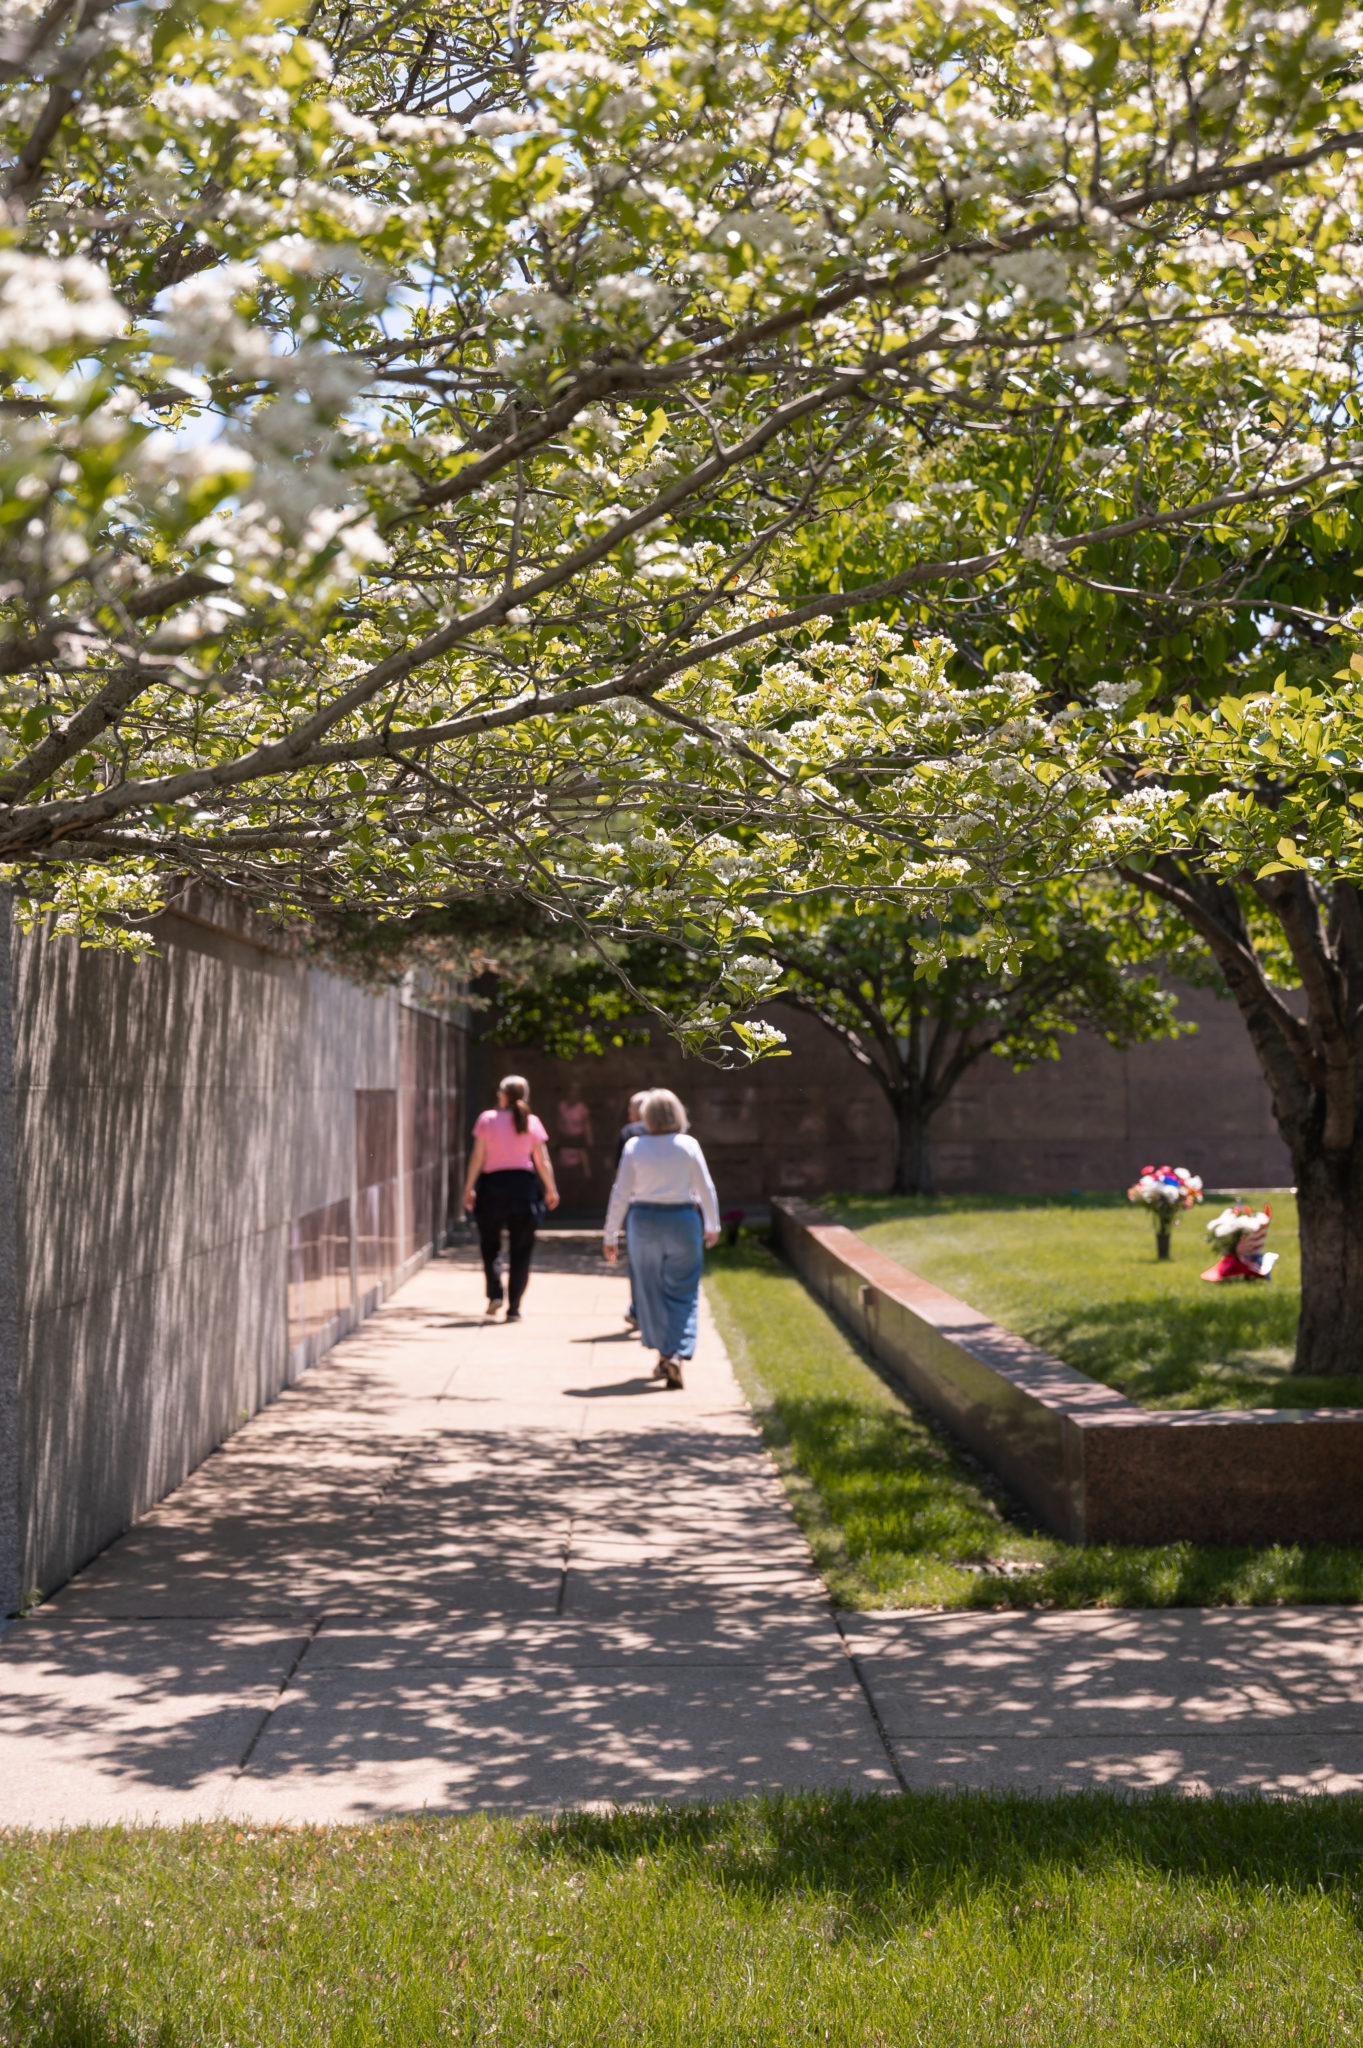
[660,1355,684,1390]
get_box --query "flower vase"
[1156,1221,1172,1261]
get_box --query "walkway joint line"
[834,1615,910,1793]
[235,1615,325,1778]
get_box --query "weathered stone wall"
[473,979,1291,1215]
[0,896,464,1609]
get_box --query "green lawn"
[820,1191,1363,1412]
[704,1238,1363,1610]
[5,1795,1363,2044]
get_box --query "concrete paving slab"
[0,1620,307,1827]
[230,1661,894,1819]
[844,1608,1363,1728]
[41,1521,375,1619]
[561,1570,835,1618]
[303,1573,567,1621]
[306,1610,853,1670]
[43,1524,568,1621]
[843,1609,1363,1786]
[886,1735,1363,1796]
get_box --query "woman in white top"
[603,1087,719,1389]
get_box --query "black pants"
[477,1210,538,1311]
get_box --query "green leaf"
[640,408,668,459]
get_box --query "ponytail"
[499,1074,530,1135]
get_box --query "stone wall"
[773,1197,1363,1547]
[473,979,1291,1214]
[0,894,464,1610]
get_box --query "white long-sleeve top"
[603,1132,720,1241]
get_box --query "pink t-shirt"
[475,1107,547,1172]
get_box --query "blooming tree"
[1096,653,1363,1377]
[0,0,1359,1038]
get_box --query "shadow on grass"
[1026,1295,1356,1409]
[529,1785,1363,1917]
[0,1979,166,2048]
[765,1391,1002,1553]
[765,1390,1363,1607]
[816,1192,1363,1413]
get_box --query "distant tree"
[754,888,1187,1193]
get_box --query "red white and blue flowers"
[1201,1202,1277,1283]
[1127,1165,1204,1260]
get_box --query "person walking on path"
[603,1088,719,1388]
[616,1091,648,1166]
[616,1090,648,1331]
[463,1075,560,1321]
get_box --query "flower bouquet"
[1127,1164,1204,1260]
[1201,1202,1277,1283]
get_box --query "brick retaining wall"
[771,1198,1363,1547]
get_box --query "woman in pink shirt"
[462,1075,560,1320]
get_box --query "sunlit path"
[5,1235,1363,1825]
[0,1239,892,1824]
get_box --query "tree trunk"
[1289,1142,1363,1377]
[893,1097,932,1195]
[1128,862,1363,1376]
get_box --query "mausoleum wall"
[0,892,464,1610]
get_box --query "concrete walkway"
[0,1240,893,1825]
[3,1239,1362,1826]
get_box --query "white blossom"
[0,251,124,353]
[1059,338,1129,385]
[1018,534,1070,569]
[531,50,637,92]
[150,81,245,124]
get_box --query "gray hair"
[641,1087,688,1134]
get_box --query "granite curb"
[771,1197,1363,1546]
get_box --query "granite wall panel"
[0,904,17,1617]
[4,897,463,1603]
[478,977,1294,1206]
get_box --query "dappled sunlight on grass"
[822,1191,1360,1411]
[704,1240,1363,1611]
[4,1796,1363,2045]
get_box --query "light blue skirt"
[626,1202,703,1358]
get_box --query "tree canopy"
[3,0,1362,1028]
